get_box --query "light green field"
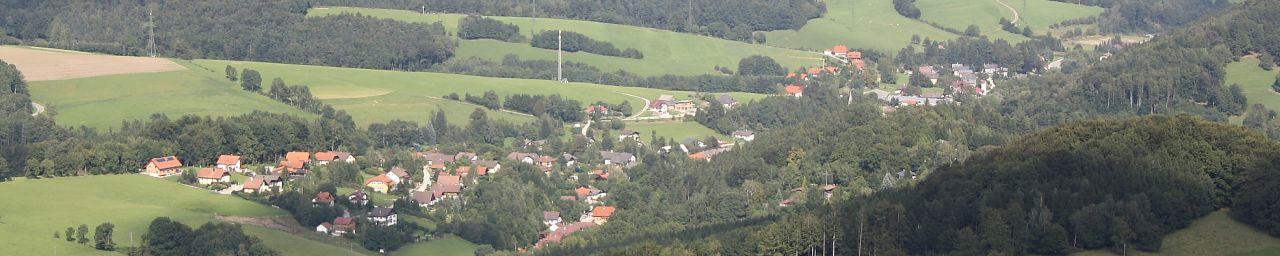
[1227,56,1280,113]
[201,59,765,126]
[917,0,1101,39]
[27,60,312,131]
[0,175,334,255]
[624,121,728,141]
[1011,0,1105,31]
[763,0,960,52]
[394,235,480,256]
[309,7,821,76]
[244,226,374,256]
[1074,210,1280,256]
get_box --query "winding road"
[31,102,44,116]
[614,92,651,121]
[994,0,1021,24]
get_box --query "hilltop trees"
[457,15,524,42]
[893,0,922,19]
[240,69,262,92]
[139,217,279,256]
[531,31,643,59]
[736,55,786,76]
[94,222,115,251]
[224,66,237,81]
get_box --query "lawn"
[1074,210,1280,256]
[623,121,728,142]
[916,0,1029,42]
[202,59,766,126]
[762,0,960,52]
[244,226,375,256]
[309,7,821,76]
[27,60,312,131]
[1226,56,1280,114]
[394,235,481,256]
[0,175,303,255]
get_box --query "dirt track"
[0,46,186,81]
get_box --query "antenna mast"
[557,29,563,82]
[147,10,156,57]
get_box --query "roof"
[806,67,821,75]
[285,152,310,163]
[431,175,462,196]
[593,206,617,218]
[421,152,455,164]
[333,217,354,225]
[389,166,410,178]
[575,187,600,198]
[543,211,561,221]
[243,178,263,189]
[620,129,639,135]
[319,222,332,229]
[315,192,335,203]
[474,165,490,176]
[848,51,863,59]
[149,156,183,170]
[784,85,805,95]
[716,94,738,105]
[476,160,500,168]
[196,168,227,179]
[731,130,754,136]
[364,174,396,186]
[506,152,536,161]
[370,207,395,217]
[216,155,241,165]
[349,190,367,201]
[822,184,839,191]
[831,45,849,54]
[599,151,635,164]
[535,156,557,164]
[280,159,305,170]
[412,191,433,204]
[315,151,337,161]
[594,170,609,180]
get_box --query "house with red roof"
[195,168,230,185]
[278,159,308,177]
[314,151,354,165]
[784,85,805,98]
[330,217,356,236]
[285,152,310,164]
[364,174,397,194]
[313,191,336,206]
[588,206,617,225]
[144,156,183,177]
[216,155,242,172]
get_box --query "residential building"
[368,207,397,226]
[216,155,242,172]
[731,130,755,141]
[599,151,637,168]
[144,156,183,177]
[195,168,230,185]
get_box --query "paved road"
[614,92,650,121]
[31,102,44,116]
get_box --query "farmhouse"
[600,151,637,168]
[316,222,332,235]
[419,152,456,166]
[387,166,411,185]
[535,156,557,171]
[454,152,479,163]
[650,95,676,113]
[285,151,310,164]
[732,130,755,141]
[349,190,369,206]
[506,152,537,164]
[689,148,730,162]
[543,211,563,230]
[561,154,577,167]
[916,66,940,84]
[588,206,617,225]
[313,191,335,206]
[477,160,501,174]
[242,177,276,194]
[331,217,356,236]
[534,221,596,248]
[618,129,641,141]
[314,151,354,165]
[584,105,609,115]
[144,156,184,177]
[368,207,397,226]
[215,154,242,172]
[195,168,230,185]
[421,174,462,207]
[716,94,739,109]
[364,174,397,194]
[277,159,308,177]
[784,85,805,98]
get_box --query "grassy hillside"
[0,175,356,255]
[201,59,766,126]
[1226,56,1280,113]
[625,121,728,141]
[27,60,312,130]
[1074,210,1280,256]
[916,0,1102,41]
[309,7,821,76]
[394,235,479,256]
[762,0,960,52]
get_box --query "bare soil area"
[0,46,186,81]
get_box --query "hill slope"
[309,7,821,76]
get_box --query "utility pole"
[146,10,156,57]
[557,29,563,82]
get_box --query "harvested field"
[0,46,185,81]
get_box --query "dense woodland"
[531,30,643,59]
[431,54,790,93]
[457,15,525,43]
[315,0,825,42]
[1053,0,1231,33]
[0,0,454,70]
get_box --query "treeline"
[228,66,357,127]
[432,55,788,93]
[0,1,455,71]
[314,0,825,42]
[457,15,524,42]
[531,31,643,59]
[503,93,586,122]
[893,0,922,19]
[0,60,62,181]
[1051,0,1231,33]
[137,217,279,256]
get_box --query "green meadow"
[762,0,960,52]
[201,59,766,126]
[625,121,728,141]
[28,60,312,130]
[916,0,1102,42]
[394,235,480,256]
[1226,56,1280,113]
[309,7,822,76]
[0,175,354,255]
[1074,210,1280,256]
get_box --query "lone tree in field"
[77,224,89,244]
[1273,74,1280,92]
[65,227,74,242]
[94,222,115,251]
[240,69,262,92]
[224,65,237,81]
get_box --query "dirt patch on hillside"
[0,46,186,81]
[214,214,307,234]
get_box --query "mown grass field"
[309,7,821,76]
[26,59,312,131]
[916,0,1028,42]
[394,235,480,256]
[1074,210,1280,256]
[202,59,766,126]
[1227,56,1280,113]
[624,121,728,141]
[762,0,960,52]
[0,175,350,255]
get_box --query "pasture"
[0,175,343,255]
[624,121,728,141]
[1226,56,1280,113]
[394,235,480,256]
[0,46,186,81]
[202,59,765,126]
[308,7,822,76]
[1074,210,1280,256]
[761,0,960,52]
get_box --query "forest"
[314,0,825,42]
[1052,0,1231,33]
[457,15,525,43]
[531,30,643,59]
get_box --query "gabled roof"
[216,155,241,165]
[619,129,639,135]
[243,178,264,189]
[314,151,337,161]
[599,151,635,164]
[280,159,306,170]
[716,94,738,105]
[593,206,617,218]
[389,166,410,178]
[506,152,537,161]
[731,130,754,136]
[315,191,335,203]
[412,191,433,204]
[421,152,455,164]
[543,211,561,221]
[476,160,500,168]
[784,85,805,95]
[286,152,310,163]
[196,168,227,179]
[848,51,863,59]
[149,156,183,170]
[333,217,354,225]
[831,45,849,54]
[575,187,600,198]
[535,156,557,164]
[365,174,396,187]
[370,207,395,217]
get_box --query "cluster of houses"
[649,94,697,118]
[910,63,1005,96]
[534,185,618,248]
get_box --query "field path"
[994,0,1021,24]
[615,92,650,121]
[30,102,43,116]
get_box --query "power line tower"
[557,29,563,82]
[145,10,156,57]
